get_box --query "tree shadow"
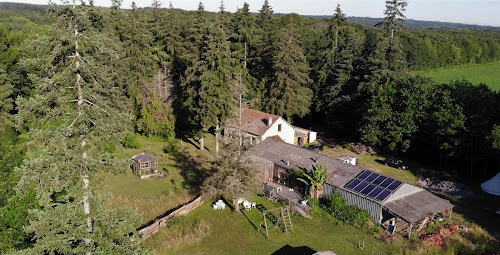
[169,146,211,194]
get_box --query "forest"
[0,0,499,253]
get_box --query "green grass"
[142,195,405,255]
[418,61,500,91]
[97,134,216,226]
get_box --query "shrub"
[327,193,371,225]
[121,133,140,149]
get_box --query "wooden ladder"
[280,206,293,232]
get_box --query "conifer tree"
[317,5,363,126]
[185,2,235,153]
[253,0,276,85]
[231,3,261,108]
[265,17,312,121]
[14,3,147,254]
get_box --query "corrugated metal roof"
[383,190,454,223]
[131,152,159,163]
[385,183,423,202]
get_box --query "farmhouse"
[228,108,317,145]
[250,138,454,237]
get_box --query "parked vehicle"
[306,144,323,152]
[384,158,407,169]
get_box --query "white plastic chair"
[213,204,218,210]
[251,202,256,208]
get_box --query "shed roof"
[132,152,159,163]
[236,108,281,136]
[250,138,363,187]
[383,190,454,223]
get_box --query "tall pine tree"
[14,3,147,254]
[265,16,312,121]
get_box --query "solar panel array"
[344,170,403,202]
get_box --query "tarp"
[481,172,500,196]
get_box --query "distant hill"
[0,2,50,12]
[2,2,499,31]
[302,15,500,30]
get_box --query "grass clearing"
[97,133,216,226]
[418,61,500,91]
[143,195,405,255]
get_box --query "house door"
[278,170,291,187]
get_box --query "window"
[278,124,282,132]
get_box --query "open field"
[142,195,404,255]
[418,61,500,91]
[97,133,216,226]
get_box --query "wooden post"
[264,212,269,238]
[417,217,429,232]
[408,222,413,238]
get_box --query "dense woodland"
[0,0,499,253]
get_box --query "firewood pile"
[422,224,463,250]
[349,143,375,154]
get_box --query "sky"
[6,0,500,26]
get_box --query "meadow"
[419,61,500,91]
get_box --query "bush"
[121,133,140,149]
[327,193,371,225]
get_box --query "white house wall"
[308,131,317,143]
[262,118,295,144]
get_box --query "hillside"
[2,2,499,30]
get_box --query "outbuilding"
[250,138,454,237]
[131,152,159,178]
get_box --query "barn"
[250,138,454,237]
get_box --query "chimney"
[267,117,272,126]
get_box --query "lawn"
[418,61,500,91]
[141,195,405,255]
[97,133,216,226]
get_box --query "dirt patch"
[422,224,464,251]
[348,143,375,155]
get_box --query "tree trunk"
[199,132,204,151]
[215,121,220,154]
[234,197,240,213]
[73,3,92,251]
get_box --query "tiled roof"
[132,152,159,163]
[238,108,281,136]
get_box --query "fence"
[138,196,204,238]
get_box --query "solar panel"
[375,190,391,201]
[368,186,384,198]
[357,170,371,180]
[360,184,375,195]
[353,182,369,192]
[372,176,386,185]
[387,180,403,191]
[365,173,380,182]
[379,178,395,188]
[345,179,361,190]
[343,169,404,202]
